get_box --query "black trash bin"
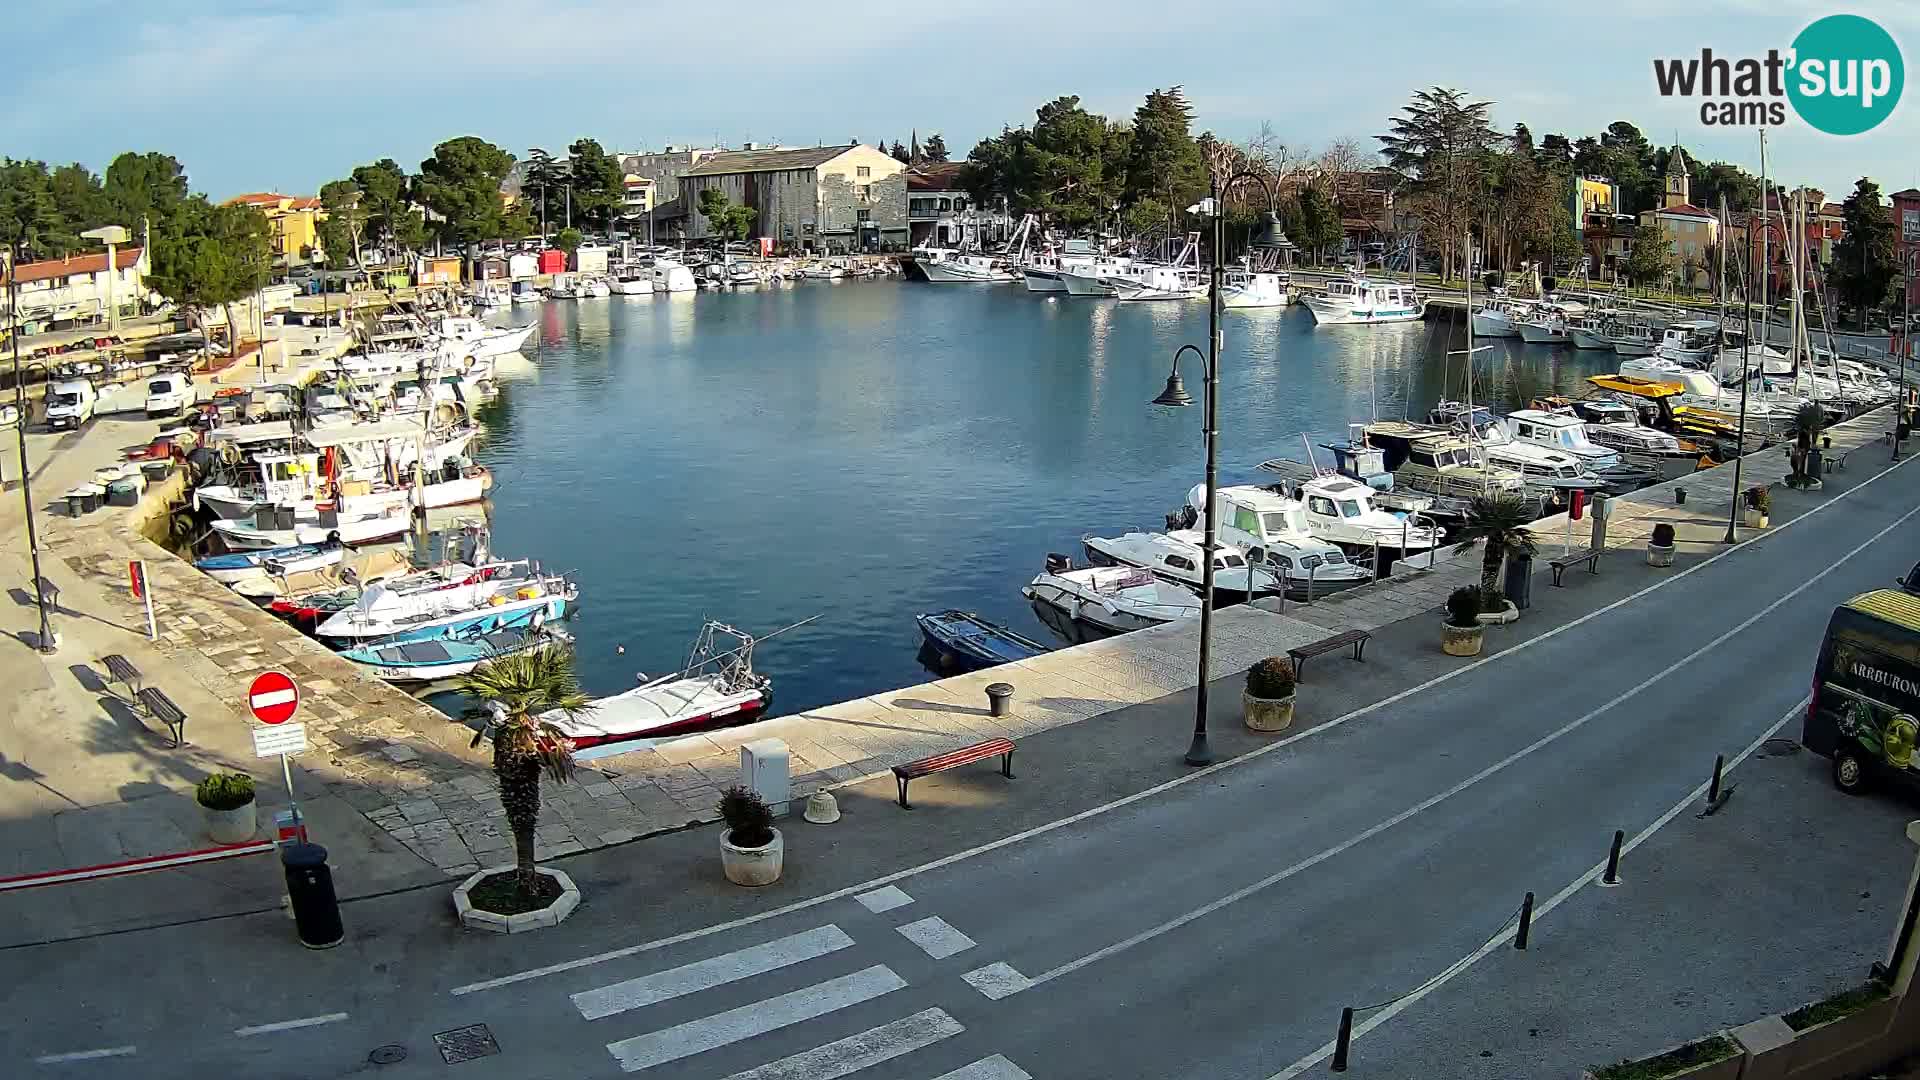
[1502,553,1534,612]
[281,842,344,949]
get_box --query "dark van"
[1805,589,1920,797]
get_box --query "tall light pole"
[1898,249,1914,461]
[1152,169,1291,766]
[6,243,56,652]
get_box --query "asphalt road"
[8,454,1920,1080]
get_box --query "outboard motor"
[1044,553,1073,574]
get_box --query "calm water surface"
[474,281,1620,714]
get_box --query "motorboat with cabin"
[1427,401,1605,497]
[1057,254,1138,297]
[1242,466,1443,556]
[1360,421,1534,505]
[1303,276,1425,325]
[1220,261,1291,309]
[1081,529,1287,606]
[1022,554,1202,643]
[1469,296,1531,338]
[1021,239,1099,293]
[1528,396,1702,481]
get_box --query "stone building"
[678,144,908,252]
[906,163,1012,249]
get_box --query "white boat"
[1360,421,1534,504]
[1237,471,1442,555]
[314,570,573,644]
[1429,401,1603,495]
[920,252,1015,283]
[584,276,611,298]
[610,274,654,295]
[210,506,413,550]
[647,259,698,293]
[542,621,777,750]
[1652,319,1718,364]
[1112,265,1207,302]
[510,289,543,306]
[1021,241,1099,293]
[435,317,536,359]
[1516,301,1585,346]
[1057,254,1137,297]
[1620,356,1802,430]
[1220,268,1290,309]
[1169,488,1384,595]
[1022,555,1202,641]
[725,263,761,287]
[1470,298,1530,338]
[1304,276,1425,325]
[339,625,571,684]
[1081,530,1284,605]
[1503,408,1629,475]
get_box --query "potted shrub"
[1648,522,1676,567]
[1456,493,1535,624]
[1441,586,1485,656]
[452,645,591,933]
[196,772,257,843]
[1743,485,1770,528]
[719,786,783,886]
[1243,657,1296,733]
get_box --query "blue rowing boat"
[336,625,570,683]
[915,610,1049,671]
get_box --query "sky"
[4,0,1916,203]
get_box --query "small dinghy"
[1022,554,1202,643]
[338,625,571,684]
[916,610,1049,671]
[195,540,340,585]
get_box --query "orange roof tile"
[5,247,144,285]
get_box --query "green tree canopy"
[696,188,755,241]
[566,137,625,232]
[415,136,521,251]
[1379,86,1499,279]
[922,133,950,163]
[1623,218,1676,289]
[1126,86,1206,214]
[1831,177,1897,328]
[316,179,366,270]
[349,158,418,252]
[1024,95,1126,228]
[147,198,272,354]
[103,151,189,232]
[553,227,583,256]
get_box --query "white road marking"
[573,925,854,1021]
[34,1046,136,1064]
[896,915,977,959]
[233,1012,349,1037]
[1011,494,1920,994]
[605,964,907,1073]
[855,885,914,913]
[1264,698,1807,1079]
[719,1007,963,1080]
[933,1055,1036,1080]
[961,962,1032,1000]
[449,442,1916,998]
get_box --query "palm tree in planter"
[458,645,594,911]
[1789,401,1824,488]
[1455,492,1538,620]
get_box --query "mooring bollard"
[1602,829,1625,885]
[1707,754,1725,806]
[1331,1006,1355,1072]
[985,682,1014,718]
[1675,486,1687,505]
[1515,891,1534,950]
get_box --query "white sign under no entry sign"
[252,722,308,758]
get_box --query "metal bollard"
[1515,891,1534,950]
[1331,1007,1355,1072]
[281,842,344,949]
[1602,829,1625,886]
[1707,754,1725,806]
[985,682,1014,718]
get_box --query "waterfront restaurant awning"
[304,418,428,447]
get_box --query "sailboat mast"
[1758,130,1771,368]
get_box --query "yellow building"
[1575,176,1616,217]
[1634,147,1719,289]
[224,192,326,265]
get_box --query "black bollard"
[282,842,344,948]
[1331,1007,1354,1072]
[1707,754,1725,806]
[1602,829,1625,886]
[1515,891,1534,950]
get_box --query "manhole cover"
[434,1024,500,1064]
[368,1044,407,1065]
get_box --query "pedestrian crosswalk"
[566,899,1034,1079]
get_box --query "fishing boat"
[195,540,340,585]
[231,548,415,602]
[1303,276,1424,325]
[1428,401,1605,497]
[1220,266,1290,309]
[920,251,1015,283]
[1081,530,1286,605]
[1057,254,1137,297]
[915,610,1049,670]
[1020,240,1098,293]
[1515,301,1585,346]
[1234,470,1442,556]
[1360,421,1533,502]
[1022,554,1202,643]
[434,317,536,359]
[542,620,804,750]
[1469,298,1530,338]
[209,506,412,551]
[338,625,571,684]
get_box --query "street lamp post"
[1897,250,1914,462]
[1151,169,1292,766]
[6,243,56,652]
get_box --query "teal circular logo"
[1788,15,1904,135]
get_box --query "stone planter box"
[1744,508,1769,529]
[1441,621,1484,657]
[1475,601,1519,626]
[1242,690,1295,733]
[204,800,257,844]
[1647,542,1675,567]
[1781,994,1897,1075]
[1581,1033,1742,1080]
[721,827,784,886]
[453,866,581,934]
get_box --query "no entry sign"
[248,671,300,725]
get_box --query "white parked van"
[45,379,97,430]
[145,371,194,417]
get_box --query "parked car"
[44,378,97,430]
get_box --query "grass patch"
[1592,1035,1739,1080]
[1782,981,1888,1031]
[466,870,563,915]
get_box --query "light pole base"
[1184,732,1213,767]
[36,630,59,654]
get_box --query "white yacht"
[1081,530,1284,605]
[1303,276,1425,325]
[1022,554,1202,641]
[646,259,698,293]
[1220,265,1291,309]
[1652,319,1719,364]
[610,273,654,295]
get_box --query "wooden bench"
[136,686,186,747]
[1287,629,1372,682]
[1549,548,1603,586]
[1829,447,1854,472]
[893,738,1015,809]
[101,653,142,696]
